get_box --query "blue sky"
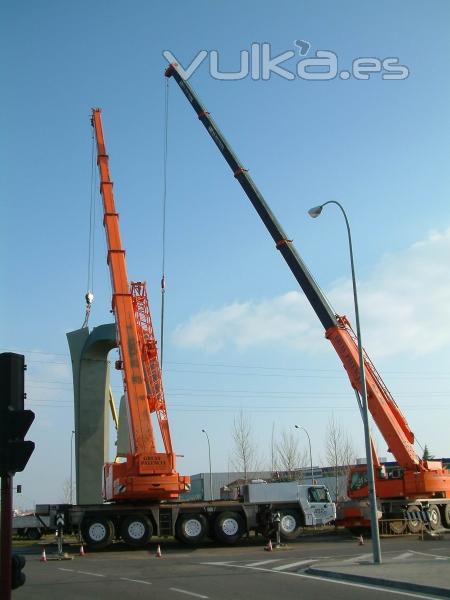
[2,1,450,508]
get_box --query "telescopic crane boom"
[165,64,450,502]
[91,108,189,501]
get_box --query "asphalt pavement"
[307,532,450,598]
[11,532,450,599]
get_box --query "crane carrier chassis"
[36,481,335,549]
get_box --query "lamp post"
[201,429,213,501]
[308,200,382,564]
[295,425,314,484]
[70,430,75,504]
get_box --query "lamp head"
[308,205,323,218]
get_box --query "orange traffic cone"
[79,544,86,556]
[358,535,364,546]
[156,544,162,558]
[40,547,47,562]
[265,539,273,552]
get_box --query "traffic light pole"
[1,474,13,599]
[0,352,35,595]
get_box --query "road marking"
[120,577,152,585]
[201,561,236,567]
[409,550,450,560]
[295,572,438,599]
[342,553,373,563]
[392,552,415,561]
[77,570,106,577]
[58,568,75,572]
[170,587,209,599]
[272,559,318,570]
[201,562,437,599]
[246,558,283,566]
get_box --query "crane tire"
[120,514,153,547]
[389,519,406,535]
[213,511,245,545]
[279,510,303,541]
[25,528,42,540]
[427,505,441,530]
[406,506,422,534]
[440,504,450,528]
[81,516,115,550]
[175,513,208,545]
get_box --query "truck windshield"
[308,487,330,503]
[350,470,368,490]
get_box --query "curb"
[306,567,450,598]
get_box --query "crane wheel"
[25,528,42,540]
[440,504,450,529]
[120,514,153,547]
[213,511,245,544]
[81,516,115,550]
[406,505,422,534]
[279,510,303,541]
[175,513,208,545]
[427,505,441,530]
[388,520,406,535]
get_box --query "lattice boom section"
[131,281,168,421]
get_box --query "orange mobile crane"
[91,108,189,502]
[165,63,450,532]
[38,110,337,550]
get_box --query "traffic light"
[0,353,35,476]
[11,554,26,589]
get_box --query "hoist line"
[82,128,96,328]
[160,77,170,369]
[90,131,97,295]
[86,130,96,293]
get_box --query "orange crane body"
[165,63,450,527]
[327,317,449,502]
[91,108,189,501]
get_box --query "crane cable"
[160,78,170,368]
[82,129,96,328]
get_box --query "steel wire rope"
[82,128,97,327]
[160,77,170,369]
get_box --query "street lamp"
[308,200,382,564]
[294,425,314,484]
[70,430,75,504]
[201,429,213,501]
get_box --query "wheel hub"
[128,521,146,539]
[221,518,238,536]
[183,519,202,537]
[88,523,106,541]
[281,515,296,533]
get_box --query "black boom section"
[165,64,337,331]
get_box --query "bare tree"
[60,478,75,503]
[276,429,308,480]
[325,416,356,501]
[232,409,260,480]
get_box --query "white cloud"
[173,227,450,358]
[173,292,322,353]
